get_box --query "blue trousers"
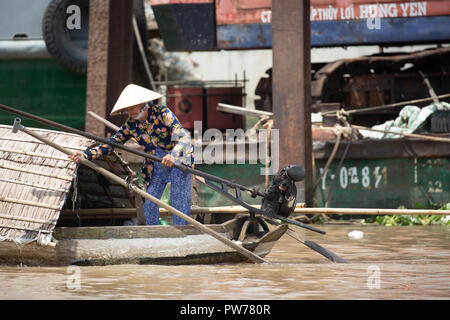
[143,148,192,225]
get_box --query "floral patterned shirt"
[83,104,193,186]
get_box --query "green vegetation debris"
[362,203,450,226]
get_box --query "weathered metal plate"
[314,157,450,208]
[194,156,450,209]
[151,0,215,51]
[152,0,450,50]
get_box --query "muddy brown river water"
[0,224,449,300]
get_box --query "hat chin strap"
[135,103,149,121]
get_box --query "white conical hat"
[110,84,163,116]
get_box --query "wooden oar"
[322,93,450,116]
[87,111,118,129]
[12,118,267,264]
[286,228,349,263]
[0,104,265,197]
[265,218,349,263]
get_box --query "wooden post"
[272,0,313,207]
[85,0,133,136]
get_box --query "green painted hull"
[193,157,450,209]
[314,157,450,209]
[0,59,86,130]
[195,163,266,207]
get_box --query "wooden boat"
[0,216,287,266]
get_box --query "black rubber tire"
[42,0,90,74]
[42,0,148,75]
[133,0,149,50]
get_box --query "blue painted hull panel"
[217,16,450,49]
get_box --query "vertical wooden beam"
[105,0,134,129]
[272,0,313,207]
[85,0,109,136]
[85,0,133,136]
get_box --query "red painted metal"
[166,86,244,130]
[166,87,203,130]
[151,0,212,5]
[215,0,450,25]
[205,87,244,130]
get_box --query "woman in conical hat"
[69,84,193,226]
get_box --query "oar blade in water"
[285,228,349,264]
[303,239,350,264]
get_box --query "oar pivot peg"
[12,118,24,134]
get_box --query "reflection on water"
[0,224,449,299]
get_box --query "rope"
[313,109,356,192]
[324,127,353,208]
[246,116,272,188]
[311,111,355,221]
[263,119,274,188]
[321,93,450,116]
[70,170,81,226]
[313,126,342,191]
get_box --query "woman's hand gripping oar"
[12,118,268,264]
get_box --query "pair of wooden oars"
[88,111,349,263]
[9,112,349,264]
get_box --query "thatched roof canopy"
[0,124,93,245]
